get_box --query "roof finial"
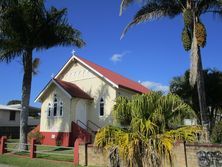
[72,49,76,56]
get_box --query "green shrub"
[211,121,222,143]
[28,131,44,144]
[113,96,132,126]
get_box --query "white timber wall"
[40,85,71,132]
[58,61,117,129]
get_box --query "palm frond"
[0,49,22,63]
[113,96,132,126]
[0,1,85,62]
[0,39,23,63]
[35,7,85,50]
[198,0,222,15]
[121,2,181,39]
[120,0,134,16]
[32,58,40,75]
[0,0,18,9]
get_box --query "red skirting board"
[40,132,70,147]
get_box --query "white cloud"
[110,51,130,63]
[142,81,169,93]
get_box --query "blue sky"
[0,0,222,107]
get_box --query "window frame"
[47,94,64,118]
[47,103,52,117]
[59,101,63,117]
[53,94,58,117]
[99,98,105,117]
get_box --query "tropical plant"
[170,69,222,131]
[95,92,201,167]
[0,0,85,150]
[211,121,222,144]
[119,0,222,126]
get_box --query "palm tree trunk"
[19,49,32,150]
[196,49,208,126]
[190,21,208,127]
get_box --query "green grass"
[35,145,73,161]
[5,139,74,161]
[0,154,76,167]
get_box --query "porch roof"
[54,79,93,100]
[35,79,93,102]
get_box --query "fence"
[0,136,82,166]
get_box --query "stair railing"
[87,120,101,130]
[76,120,95,134]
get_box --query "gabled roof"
[54,79,93,100]
[35,79,93,102]
[55,55,149,94]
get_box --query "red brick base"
[40,132,70,147]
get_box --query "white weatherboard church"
[35,55,149,146]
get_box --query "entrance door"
[75,100,87,129]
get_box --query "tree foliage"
[7,99,21,105]
[95,92,200,167]
[0,0,85,63]
[170,69,222,130]
[211,121,222,144]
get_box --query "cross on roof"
[71,49,76,56]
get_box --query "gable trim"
[54,55,119,89]
[54,55,75,79]
[34,79,72,102]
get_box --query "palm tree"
[119,0,222,126]
[95,92,200,167]
[0,0,85,150]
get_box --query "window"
[48,103,51,117]
[9,111,16,121]
[53,94,58,116]
[99,98,104,116]
[48,94,63,118]
[59,101,63,116]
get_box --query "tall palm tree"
[0,0,85,150]
[95,92,200,167]
[119,0,222,126]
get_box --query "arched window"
[53,94,57,116]
[59,101,63,116]
[99,98,104,116]
[48,103,51,117]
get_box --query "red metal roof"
[54,79,93,100]
[76,56,149,94]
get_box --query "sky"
[0,0,222,107]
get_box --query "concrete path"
[0,164,17,167]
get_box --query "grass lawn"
[5,139,74,161]
[35,145,74,161]
[0,154,76,167]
